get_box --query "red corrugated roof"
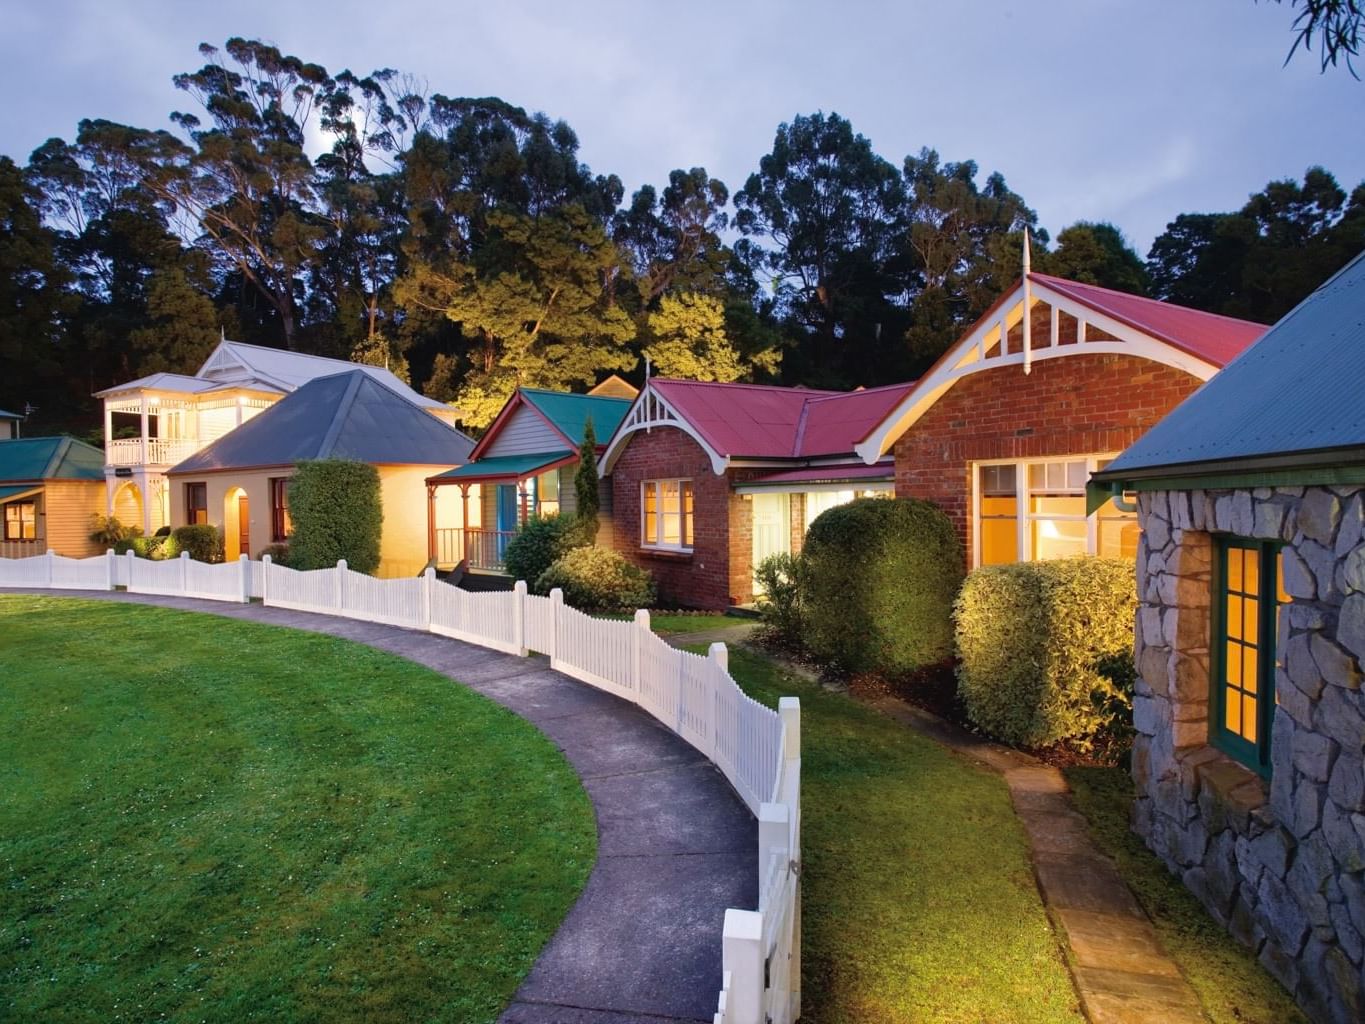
[648,379,916,459]
[1029,273,1267,367]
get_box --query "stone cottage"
[1092,249,1365,1023]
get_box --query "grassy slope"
[0,596,596,1024]
[1065,767,1308,1024]
[712,646,1083,1024]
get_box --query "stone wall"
[1132,483,1365,1023]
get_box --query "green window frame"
[1210,536,1285,777]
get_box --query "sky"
[2,0,1362,254]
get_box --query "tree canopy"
[3,36,1361,437]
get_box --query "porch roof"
[429,450,574,485]
[0,436,104,483]
[0,485,43,502]
[736,463,895,491]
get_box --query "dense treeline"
[3,38,1363,436]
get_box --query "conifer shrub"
[287,460,383,574]
[169,524,224,563]
[954,557,1137,748]
[505,514,582,590]
[801,497,963,673]
[536,546,656,612]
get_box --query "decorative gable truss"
[602,386,729,475]
[854,279,1223,463]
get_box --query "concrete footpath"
[12,590,755,1024]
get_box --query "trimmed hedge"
[288,460,383,574]
[754,552,806,644]
[170,525,224,564]
[801,498,963,674]
[259,542,291,568]
[535,546,655,612]
[505,515,582,591]
[955,557,1137,748]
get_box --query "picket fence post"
[261,553,272,605]
[179,551,189,593]
[105,549,115,591]
[125,548,135,591]
[548,588,563,665]
[513,580,528,657]
[779,695,802,1020]
[759,802,790,885]
[779,697,801,764]
[46,549,55,587]
[721,909,764,1024]
[707,642,728,760]
[422,567,434,631]
[633,609,650,696]
[238,554,250,603]
[335,559,347,612]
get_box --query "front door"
[237,495,250,558]
[751,492,791,594]
[495,485,518,562]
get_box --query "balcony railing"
[106,438,202,467]
[434,527,518,573]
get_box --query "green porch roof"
[0,436,105,483]
[519,389,631,445]
[0,484,43,501]
[431,450,574,483]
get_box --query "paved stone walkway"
[11,590,755,1024]
[870,697,1208,1024]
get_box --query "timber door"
[751,492,791,594]
[237,495,250,558]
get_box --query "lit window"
[269,478,292,542]
[641,479,693,551]
[1212,537,1285,776]
[979,465,1018,565]
[536,470,560,518]
[185,483,208,525]
[3,500,36,541]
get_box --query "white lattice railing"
[105,437,202,467]
[0,551,801,1024]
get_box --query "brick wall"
[611,426,748,609]
[893,353,1203,560]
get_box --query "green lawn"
[647,613,746,635]
[0,595,596,1024]
[708,646,1083,1023]
[1065,767,1308,1024]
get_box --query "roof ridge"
[803,380,917,404]
[1030,272,1269,329]
[316,373,366,458]
[653,378,843,396]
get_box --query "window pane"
[1244,596,1258,645]
[643,484,657,543]
[1066,461,1088,489]
[538,471,559,502]
[661,481,681,545]
[1029,463,1045,489]
[1097,516,1139,559]
[1029,495,1085,517]
[682,481,693,546]
[1226,641,1242,685]
[1228,595,1243,641]
[981,520,1018,564]
[1225,691,1241,734]
[1243,695,1258,743]
[1244,646,1258,694]
[1243,547,1260,596]
[1228,549,1244,593]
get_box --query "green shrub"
[170,524,224,563]
[259,542,291,567]
[288,460,383,574]
[89,515,139,547]
[505,514,582,590]
[801,498,963,674]
[536,546,656,612]
[954,557,1137,748]
[130,536,168,560]
[755,552,807,644]
[574,419,601,544]
[153,525,172,538]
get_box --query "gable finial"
[1023,228,1033,376]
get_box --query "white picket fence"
[0,550,801,1024]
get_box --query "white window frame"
[641,478,694,552]
[970,454,1133,568]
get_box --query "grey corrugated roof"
[1098,249,1365,477]
[169,371,474,474]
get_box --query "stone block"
[1258,869,1311,955]
[1197,759,1265,835]
[1341,593,1365,664]
[1177,817,1211,866]
[1315,685,1365,753]
[1249,824,1295,878]
[1204,829,1242,917]
[1170,491,1193,530]
[1337,495,1365,560]
[1289,602,1329,632]
[1293,780,1325,838]
[1161,607,1179,646]
[1276,671,1315,728]
[1253,500,1286,541]
[1178,746,1221,801]
[1231,492,1254,536]
[1332,902,1364,964]
[1301,539,1340,602]
[1146,513,1170,551]
[1286,632,1327,701]
[1283,545,1318,601]
[1215,494,1234,533]
[1156,770,1193,826]
[1133,694,1164,737]
[1299,488,1342,546]
[1172,718,1209,750]
[1293,728,1339,784]
[1228,895,1261,950]
[1342,870,1365,936]
[1324,800,1365,872]
[1313,632,1362,690]
[1329,751,1365,813]
[1325,945,1365,1021]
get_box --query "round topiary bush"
[504,514,582,590]
[954,557,1137,748]
[801,497,963,674]
[535,546,656,612]
[170,524,224,563]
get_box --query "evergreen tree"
[575,418,600,543]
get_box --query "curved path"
[11,590,755,1024]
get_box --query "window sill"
[1180,746,1270,837]
[638,547,694,563]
